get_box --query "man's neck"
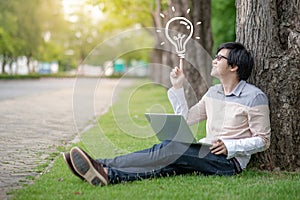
[221,78,240,95]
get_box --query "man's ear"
[230,65,238,72]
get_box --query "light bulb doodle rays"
[158,6,202,69]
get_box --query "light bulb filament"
[173,33,186,52]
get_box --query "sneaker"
[70,147,108,186]
[63,152,84,180]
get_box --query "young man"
[63,42,271,186]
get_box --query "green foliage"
[0,0,69,72]
[15,0,42,58]
[0,27,14,54]
[211,0,236,54]
[0,1,24,58]
[81,0,156,67]
[35,0,69,62]
[90,0,153,31]
[83,28,154,67]
[117,34,154,64]
[37,42,63,62]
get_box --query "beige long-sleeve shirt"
[168,80,271,169]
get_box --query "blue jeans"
[98,140,236,184]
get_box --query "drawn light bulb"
[165,17,194,59]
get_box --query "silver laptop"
[145,113,212,146]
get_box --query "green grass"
[11,80,300,200]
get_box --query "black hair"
[216,42,254,81]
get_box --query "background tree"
[0,0,24,74]
[236,0,300,170]
[85,0,154,68]
[0,0,69,74]
[15,0,43,73]
[35,0,68,65]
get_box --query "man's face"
[211,49,230,79]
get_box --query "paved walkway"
[0,78,134,199]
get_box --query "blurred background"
[0,0,235,77]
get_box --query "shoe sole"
[70,147,107,186]
[62,153,84,180]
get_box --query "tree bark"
[236,0,300,170]
[188,0,212,106]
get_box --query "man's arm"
[220,137,267,159]
[168,87,189,117]
[168,66,188,117]
[168,66,207,123]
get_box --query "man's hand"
[170,66,185,89]
[210,139,228,155]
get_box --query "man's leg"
[97,140,236,184]
[166,143,236,176]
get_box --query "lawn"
[11,79,300,200]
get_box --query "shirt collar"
[217,80,246,97]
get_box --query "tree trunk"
[151,0,171,86]
[236,0,300,171]
[26,56,32,74]
[8,57,13,75]
[187,0,212,106]
[1,57,7,74]
[15,58,19,75]
[151,0,213,106]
